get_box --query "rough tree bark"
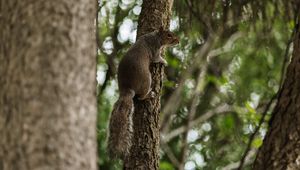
[253,19,300,169]
[123,0,174,169]
[0,1,97,170]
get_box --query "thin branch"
[222,149,256,170]
[161,34,217,134]
[179,64,208,170]
[96,0,107,52]
[237,95,276,170]
[161,29,239,134]
[207,32,243,59]
[161,104,232,143]
[96,0,102,100]
[278,25,296,89]
[161,143,180,168]
[98,1,132,95]
[176,36,245,163]
[184,0,214,35]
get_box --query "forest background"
[97,0,298,169]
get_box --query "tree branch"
[178,65,207,170]
[161,35,216,133]
[161,143,180,168]
[161,104,232,143]
[237,95,276,170]
[161,30,240,134]
[222,149,256,170]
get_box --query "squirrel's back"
[117,35,153,96]
[107,28,179,160]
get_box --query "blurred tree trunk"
[123,0,174,169]
[0,1,97,170]
[253,20,300,169]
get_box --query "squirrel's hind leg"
[120,89,135,99]
[138,90,155,100]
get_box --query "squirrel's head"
[157,27,179,46]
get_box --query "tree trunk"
[123,0,174,169]
[0,1,97,170]
[253,20,300,169]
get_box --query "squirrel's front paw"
[160,58,168,66]
[156,57,167,66]
[153,57,168,66]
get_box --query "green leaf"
[160,161,174,170]
[252,138,263,148]
[245,102,256,114]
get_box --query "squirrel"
[107,27,179,160]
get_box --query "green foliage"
[160,162,174,170]
[97,0,296,169]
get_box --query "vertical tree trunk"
[0,1,97,170]
[253,20,300,169]
[123,0,174,169]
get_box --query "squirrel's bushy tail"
[107,92,134,160]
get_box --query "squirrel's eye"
[167,34,172,37]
